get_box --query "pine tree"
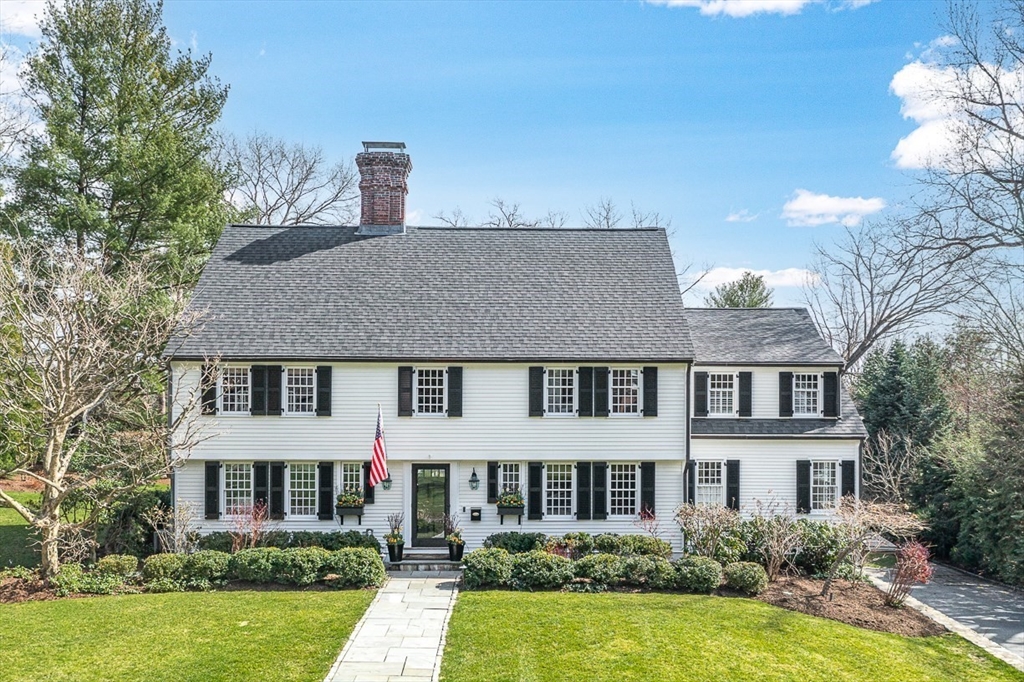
[703,271,773,308]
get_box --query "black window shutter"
[204,461,220,519]
[253,462,269,509]
[841,460,856,498]
[528,367,545,417]
[269,462,285,519]
[823,372,839,418]
[250,365,267,415]
[796,460,811,513]
[398,366,413,416]
[640,462,656,516]
[201,365,218,415]
[576,462,592,520]
[779,372,794,417]
[685,460,696,505]
[527,462,543,520]
[486,461,499,503]
[267,366,283,416]
[694,372,708,417]
[738,372,752,418]
[363,461,375,504]
[642,367,658,417]
[577,367,594,417]
[592,462,608,520]
[447,366,463,417]
[316,366,332,416]
[594,367,609,417]
[317,462,334,520]
[726,460,740,510]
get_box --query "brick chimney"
[355,141,412,235]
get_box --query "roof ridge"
[223,223,665,233]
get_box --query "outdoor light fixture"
[469,468,480,491]
[382,476,392,491]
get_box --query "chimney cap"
[361,141,406,153]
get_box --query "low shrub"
[196,532,233,553]
[620,535,673,559]
[462,549,513,589]
[322,548,387,589]
[594,533,623,555]
[95,554,138,577]
[794,520,847,575]
[145,577,212,593]
[197,530,382,554]
[510,550,573,590]
[182,550,231,582]
[276,547,332,586]
[229,547,282,583]
[723,561,769,595]
[620,555,676,589]
[483,532,547,554]
[51,564,131,597]
[142,553,186,582]
[561,532,595,558]
[675,555,722,594]
[0,566,35,581]
[574,553,621,585]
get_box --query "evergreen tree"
[704,271,774,308]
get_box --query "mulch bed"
[756,575,945,637]
[0,576,59,604]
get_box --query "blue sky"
[2,0,951,304]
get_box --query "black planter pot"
[448,542,465,561]
[387,543,404,563]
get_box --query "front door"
[411,464,449,547]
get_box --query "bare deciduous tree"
[482,198,540,228]
[220,131,359,225]
[0,46,33,171]
[432,207,471,228]
[144,500,201,554]
[745,497,803,582]
[861,430,919,504]
[583,197,623,229]
[0,241,209,576]
[675,503,741,559]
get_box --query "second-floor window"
[220,367,250,414]
[708,373,735,415]
[286,368,315,414]
[793,374,820,416]
[696,461,724,506]
[546,369,576,415]
[611,369,640,415]
[416,368,446,414]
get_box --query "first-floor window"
[220,367,250,414]
[609,463,637,515]
[500,462,521,494]
[289,463,317,516]
[341,462,361,494]
[696,461,724,506]
[811,461,838,511]
[545,463,573,516]
[286,368,315,414]
[224,463,252,514]
[416,368,446,414]
[546,369,575,415]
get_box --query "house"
[166,141,866,554]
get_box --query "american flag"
[368,404,389,488]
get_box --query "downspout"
[685,362,691,492]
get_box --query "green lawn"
[441,592,1024,682]
[0,590,374,682]
[0,492,39,568]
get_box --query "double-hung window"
[286,368,316,415]
[610,369,640,416]
[544,463,573,517]
[289,463,317,517]
[609,463,637,516]
[546,369,576,415]
[224,463,252,515]
[415,368,446,415]
[500,463,521,495]
[793,374,820,416]
[708,374,735,416]
[341,462,362,495]
[696,461,725,506]
[220,367,250,414]
[811,460,838,511]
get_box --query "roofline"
[221,223,668,233]
[691,434,867,441]
[684,306,811,311]
[692,361,844,368]
[165,355,695,364]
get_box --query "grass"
[0,492,39,569]
[440,591,1024,682]
[0,590,374,682]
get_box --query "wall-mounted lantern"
[382,476,393,491]
[469,468,480,491]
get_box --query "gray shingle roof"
[168,225,693,362]
[692,390,867,439]
[683,307,843,366]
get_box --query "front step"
[387,559,463,572]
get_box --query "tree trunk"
[40,520,61,578]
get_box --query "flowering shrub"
[674,555,722,594]
[885,542,933,607]
[723,561,769,595]
[462,548,513,588]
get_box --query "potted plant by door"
[496,487,526,517]
[444,513,465,561]
[385,512,405,563]
[335,487,365,522]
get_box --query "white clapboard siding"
[171,362,688,461]
[690,438,860,513]
[693,366,839,419]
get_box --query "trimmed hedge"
[229,547,283,583]
[277,547,333,586]
[483,532,547,554]
[510,551,573,590]
[182,550,231,582]
[724,561,769,595]
[675,555,722,594]
[197,530,381,554]
[574,553,622,585]
[323,548,387,589]
[592,533,672,558]
[463,548,513,588]
[142,553,186,582]
[95,554,138,577]
[620,555,676,589]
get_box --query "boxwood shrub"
[674,555,722,594]
[510,550,573,590]
[483,532,547,554]
[723,561,769,595]
[95,554,138,577]
[794,519,847,575]
[275,547,332,586]
[229,547,282,583]
[322,548,387,588]
[620,555,676,589]
[574,553,622,585]
[142,553,186,582]
[620,535,673,559]
[462,548,513,588]
[593,533,623,555]
[182,550,232,582]
[197,530,382,554]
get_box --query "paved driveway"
[909,563,1024,660]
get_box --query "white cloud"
[406,209,424,225]
[697,266,816,289]
[725,209,758,222]
[646,0,875,17]
[888,60,961,169]
[781,188,885,227]
[0,1,46,39]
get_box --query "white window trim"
[287,461,319,519]
[707,372,738,418]
[607,462,639,517]
[283,366,317,417]
[340,461,361,496]
[499,462,523,495]
[412,366,448,417]
[222,461,254,516]
[543,462,575,519]
[609,368,643,418]
[543,367,577,418]
[792,372,823,418]
[810,459,840,513]
[217,365,252,417]
[695,459,727,507]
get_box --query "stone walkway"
[325,575,460,682]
